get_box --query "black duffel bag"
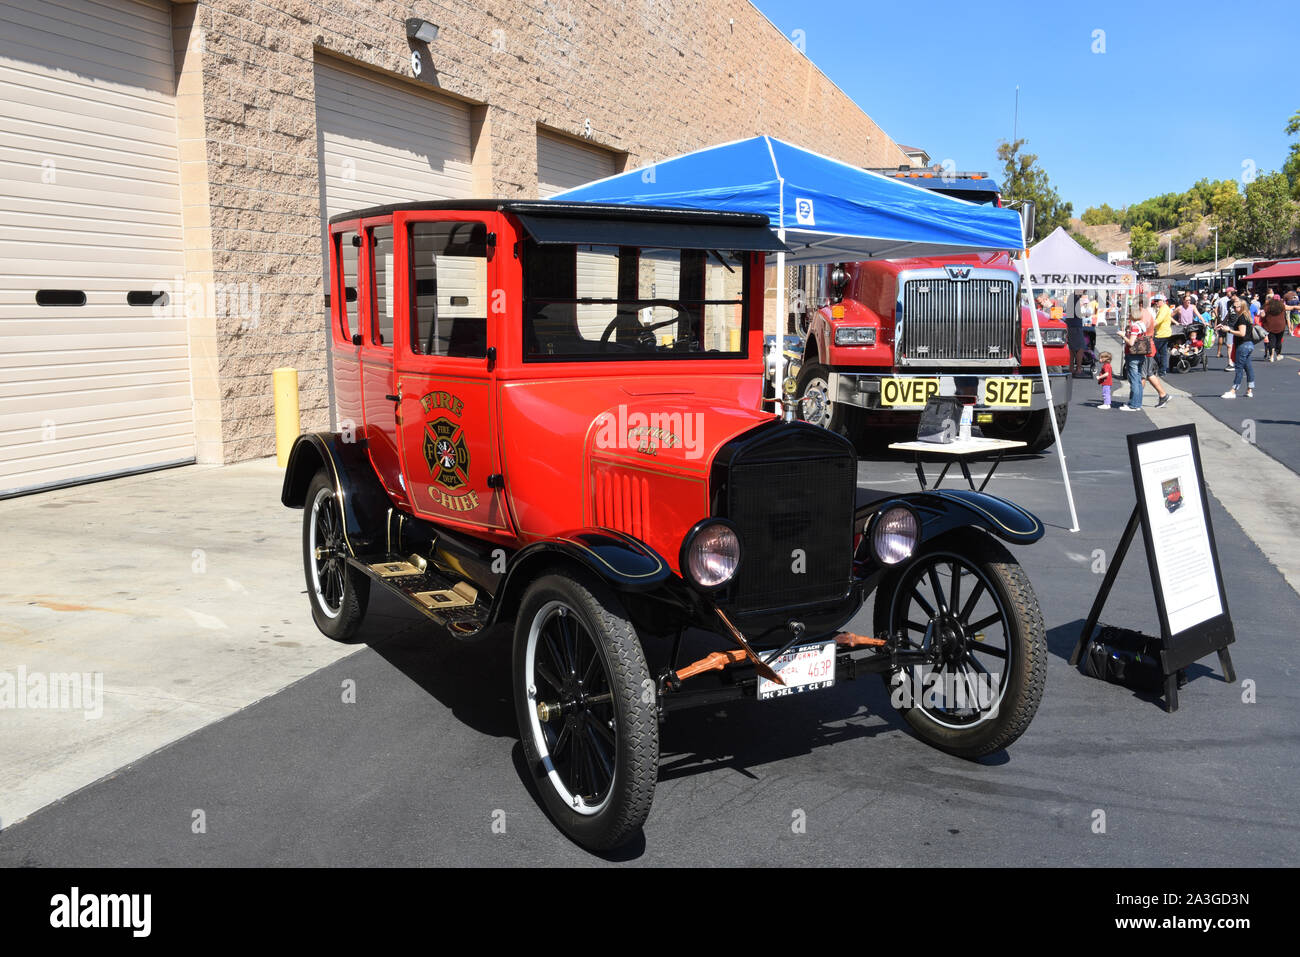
[1080,625,1166,693]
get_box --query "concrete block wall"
[183,0,907,461]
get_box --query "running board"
[350,555,488,637]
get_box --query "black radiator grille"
[726,453,856,612]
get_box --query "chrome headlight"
[871,507,919,565]
[1025,327,1068,346]
[681,520,741,589]
[835,326,877,346]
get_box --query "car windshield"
[522,240,749,360]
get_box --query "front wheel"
[512,571,658,851]
[873,529,1046,758]
[795,362,857,440]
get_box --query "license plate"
[880,377,939,407]
[982,377,1033,407]
[757,641,837,700]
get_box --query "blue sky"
[752,0,1296,212]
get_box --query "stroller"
[1169,321,1210,373]
[1079,328,1099,376]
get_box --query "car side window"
[408,220,489,358]
[369,225,394,347]
[335,230,360,340]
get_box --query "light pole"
[1210,226,1219,289]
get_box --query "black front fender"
[861,488,1044,550]
[281,432,392,556]
[488,529,674,626]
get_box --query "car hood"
[496,374,771,550]
[586,390,772,471]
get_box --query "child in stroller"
[1170,321,1209,373]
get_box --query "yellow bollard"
[273,367,299,467]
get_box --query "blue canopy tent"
[552,136,1078,530]
[551,136,1026,264]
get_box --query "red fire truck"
[792,170,1071,452]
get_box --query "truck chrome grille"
[899,276,1019,365]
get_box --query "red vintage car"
[282,200,1048,851]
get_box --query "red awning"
[1247,260,1300,281]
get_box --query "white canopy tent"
[1027,227,1139,292]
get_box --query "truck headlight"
[835,326,876,346]
[1025,328,1067,346]
[870,507,919,565]
[681,520,741,589]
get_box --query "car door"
[357,216,408,505]
[392,210,514,535]
[326,220,363,433]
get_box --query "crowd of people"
[1034,285,1300,410]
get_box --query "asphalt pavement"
[2,387,1297,866]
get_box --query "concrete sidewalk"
[0,459,408,828]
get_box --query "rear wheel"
[513,571,658,851]
[873,530,1046,758]
[302,470,369,640]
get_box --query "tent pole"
[1016,241,1081,533]
[768,137,788,420]
[774,240,786,418]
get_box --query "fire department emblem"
[424,417,469,490]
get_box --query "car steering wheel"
[597,310,686,351]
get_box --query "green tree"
[1081,203,1119,225]
[996,138,1073,234]
[1221,171,1299,257]
[1129,223,1158,261]
[1284,111,1300,200]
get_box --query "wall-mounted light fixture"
[406,18,439,43]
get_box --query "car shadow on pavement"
[361,588,518,739]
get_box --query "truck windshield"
[522,240,748,360]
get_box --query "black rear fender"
[281,433,392,556]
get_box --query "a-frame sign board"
[1069,424,1236,711]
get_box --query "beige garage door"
[0,0,192,497]
[314,56,473,227]
[536,131,619,198]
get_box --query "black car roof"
[327,199,772,229]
